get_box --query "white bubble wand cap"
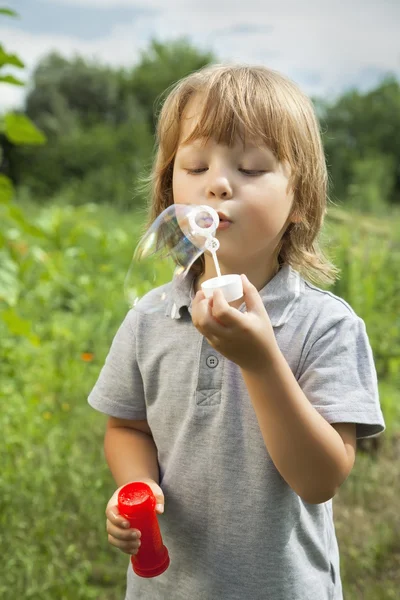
[189,205,243,303]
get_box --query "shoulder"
[116,281,174,337]
[289,275,371,356]
[132,281,173,316]
[300,278,361,328]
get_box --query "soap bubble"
[124,204,219,313]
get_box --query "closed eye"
[185,168,208,174]
[239,169,267,176]
[185,168,267,175]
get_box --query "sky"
[1,0,399,111]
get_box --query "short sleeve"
[297,315,385,439]
[87,309,147,420]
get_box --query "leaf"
[0,307,40,345]
[5,204,48,238]
[0,174,13,204]
[0,74,24,86]
[0,8,19,17]
[0,43,24,69]
[4,112,46,145]
[0,250,19,305]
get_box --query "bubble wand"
[126,203,243,313]
[188,205,243,303]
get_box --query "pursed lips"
[217,214,232,230]
[217,212,232,223]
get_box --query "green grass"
[0,200,399,598]
[335,426,400,600]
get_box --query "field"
[1,200,399,599]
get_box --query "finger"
[241,274,266,314]
[200,297,228,337]
[193,290,206,304]
[106,504,132,529]
[192,290,208,319]
[108,533,142,555]
[142,480,165,514]
[210,289,240,327]
[193,289,229,329]
[191,293,213,329]
[106,519,141,541]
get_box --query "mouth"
[217,211,232,224]
[217,219,232,231]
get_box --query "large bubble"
[124,204,220,313]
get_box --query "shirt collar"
[165,264,304,327]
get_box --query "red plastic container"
[118,481,170,578]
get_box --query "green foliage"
[3,112,46,144]
[0,249,19,304]
[25,53,139,134]
[0,200,399,598]
[14,120,152,203]
[1,9,399,597]
[0,73,23,85]
[334,436,400,599]
[130,38,215,129]
[0,172,12,202]
[4,39,215,203]
[321,77,400,208]
[345,153,395,214]
[3,52,151,199]
[0,7,18,17]
[0,41,24,68]
[3,33,400,214]
[324,208,400,393]
[0,6,47,346]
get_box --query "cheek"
[172,169,178,200]
[246,185,293,233]
[172,170,189,203]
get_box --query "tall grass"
[1,200,399,598]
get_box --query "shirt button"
[206,355,219,368]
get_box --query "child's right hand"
[105,478,165,555]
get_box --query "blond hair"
[144,63,339,286]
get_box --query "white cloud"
[44,0,164,7]
[0,21,148,111]
[50,0,400,20]
[40,0,148,7]
[0,83,26,111]
[1,0,399,111]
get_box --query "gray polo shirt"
[88,264,385,600]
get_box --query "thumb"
[142,478,165,514]
[241,274,265,314]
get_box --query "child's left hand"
[191,274,277,372]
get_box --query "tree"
[129,38,216,131]
[25,52,144,136]
[321,76,400,206]
[14,119,153,202]
[6,38,216,200]
[5,52,152,199]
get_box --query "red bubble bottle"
[118,481,170,578]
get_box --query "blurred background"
[0,1,399,598]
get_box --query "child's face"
[172,98,296,276]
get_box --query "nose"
[206,174,233,200]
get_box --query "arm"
[241,345,356,504]
[104,416,160,487]
[104,417,163,556]
[191,277,357,505]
